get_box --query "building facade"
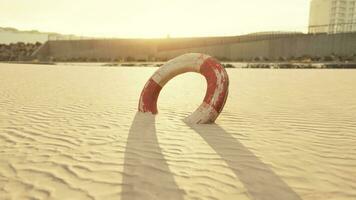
[309,0,356,33]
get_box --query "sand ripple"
[0,64,356,199]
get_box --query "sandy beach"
[0,63,356,200]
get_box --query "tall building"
[309,0,356,33]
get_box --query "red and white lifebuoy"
[138,53,229,124]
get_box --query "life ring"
[138,53,229,124]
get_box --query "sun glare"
[0,0,310,38]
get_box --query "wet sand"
[0,63,356,199]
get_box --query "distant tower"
[309,0,356,33]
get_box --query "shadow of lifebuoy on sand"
[122,112,301,200]
[186,123,302,200]
[121,112,184,200]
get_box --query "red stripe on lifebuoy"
[200,57,229,114]
[138,78,162,114]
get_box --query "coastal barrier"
[32,32,356,62]
[157,32,356,61]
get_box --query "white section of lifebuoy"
[184,102,219,124]
[151,53,211,87]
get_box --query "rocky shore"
[0,42,42,61]
[100,62,356,69]
[242,62,356,69]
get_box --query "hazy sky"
[1,0,311,38]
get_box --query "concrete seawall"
[33,32,356,61]
[34,39,157,61]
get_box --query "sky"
[0,0,311,38]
